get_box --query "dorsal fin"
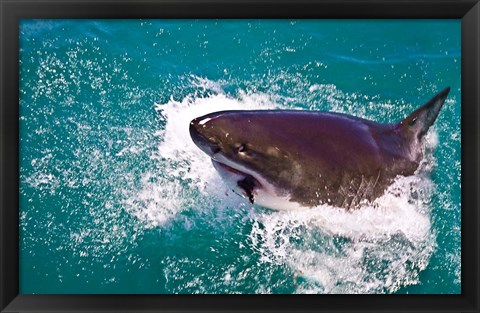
[399,87,450,141]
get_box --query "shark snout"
[189,117,220,156]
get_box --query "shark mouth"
[211,159,261,204]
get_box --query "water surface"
[19,19,461,294]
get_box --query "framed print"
[1,0,479,312]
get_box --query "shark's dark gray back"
[189,87,450,210]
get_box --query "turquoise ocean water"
[19,20,461,294]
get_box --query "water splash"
[129,77,438,293]
[126,77,282,228]
[249,173,435,294]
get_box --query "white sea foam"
[249,172,435,293]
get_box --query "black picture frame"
[1,0,479,312]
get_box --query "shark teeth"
[211,159,262,204]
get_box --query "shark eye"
[409,117,417,127]
[237,144,246,153]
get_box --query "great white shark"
[189,87,450,211]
